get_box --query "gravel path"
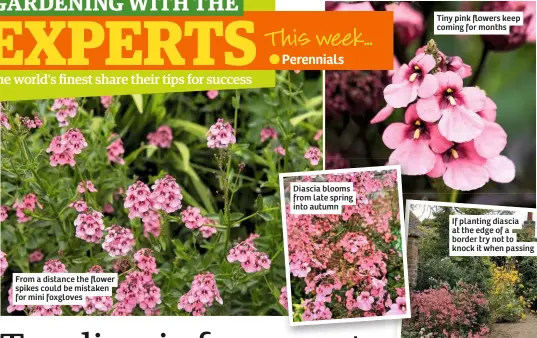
[491,313,537,338]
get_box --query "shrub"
[403,282,490,338]
[489,265,526,323]
[519,256,537,311]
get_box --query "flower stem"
[450,189,459,203]
[469,45,490,87]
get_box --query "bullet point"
[269,54,280,64]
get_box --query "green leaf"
[230,212,244,221]
[256,195,264,211]
[258,212,274,221]
[167,119,207,139]
[146,145,158,158]
[174,141,191,170]
[131,95,144,113]
[231,143,250,151]
[124,145,147,165]
[290,110,322,126]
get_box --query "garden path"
[491,313,537,338]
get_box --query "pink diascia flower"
[7,288,25,312]
[181,206,205,230]
[356,291,375,311]
[69,200,88,212]
[0,112,11,130]
[199,224,217,239]
[43,259,68,273]
[427,139,515,191]
[102,225,136,257]
[206,90,219,100]
[29,250,44,263]
[46,128,88,167]
[227,234,271,273]
[51,98,78,126]
[1,205,10,222]
[142,209,161,238]
[383,104,449,175]
[78,180,98,193]
[0,251,7,276]
[302,299,332,321]
[260,127,278,142]
[280,286,288,310]
[13,193,43,223]
[72,266,114,314]
[150,175,183,213]
[207,118,236,149]
[104,203,114,214]
[383,53,438,108]
[147,125,173,148]
[178,272,223,316]
[101,96,113,109]
[20,115,43,129]
[107,134,125,165]
[274,145,286,156]
[125,181,152,219]
[416,71,486,142]
[134,249,159,275]
[385,296,407,315]
[304,147,322,166]
[74,211,105,243]
[114,267,161,315]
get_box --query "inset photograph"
[403,200,537,338]
[279,167,410,326]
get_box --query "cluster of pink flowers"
[77,180,97,193]
[113,249,161,315]
[260,127,278,142]
[147,125,173,148]
[20,115,43,129]
[29,250,44,263]
[375,43,515,191]
[405,283,489,338]
[13,193,42,223]
[274,145,286,156]
[286,171,404,321]
[69,200,88,212]
[102,225,136,257]
[206,118,236,149]
[125,175,183,221]
[177,272,223,316]
[0,112,11,129]
[101,96,113,109]
[44,259,68,272]
[227,234,271,273]
[46,128,88,167]
[142,209,161,238]
[279,286,288,310]
[304,147,322,166]
[0,251,7,276]
[71,265,113,314]
[107,134,125,165]
[74,211,105,243]
[179,206,217,238]
[51,98,78,126]
[0,205,8,222]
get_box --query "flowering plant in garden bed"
[0,71,323,316]
[282,170,407,322]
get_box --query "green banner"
[0,70,276,100]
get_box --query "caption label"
[449,215,537,256]
[13,273,118,305]
[289,182,356,215]
[434,11,524,35]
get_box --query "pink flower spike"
[69,200,88,213]
[101,96,113,109]
[206,118,236,149]
[304,147,322,166]
[1,205,10,222]
[0,251,7,276]
[29,250,44,263]
[147,125,173,148]
[0,112,11,130]
[107,134,125,165]
[416,71,486,142]
[260,127,278,142]
[274,146,286,156]
[78,180,98,193]
[382,104,437,175]
[383,53,438,108]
